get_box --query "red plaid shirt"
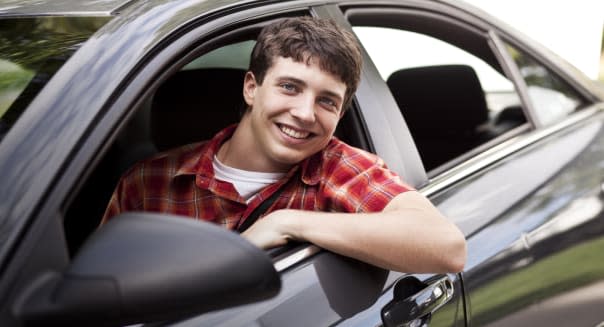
[102,125,412,229]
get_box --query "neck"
[217,122,292,173]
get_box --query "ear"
[243,71,257,107]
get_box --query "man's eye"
[280,83,297,92]
[319,98,338,110]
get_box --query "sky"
[464,0,604,80]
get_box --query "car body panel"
[459,114,604,325]
[166,254,464,327]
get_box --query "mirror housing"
[14,213,280,326]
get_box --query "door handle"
[381,275,454,327]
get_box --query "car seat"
[151,68,247,151]
[64,68,247,255]
[386,65,492,170]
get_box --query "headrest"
[151,68,246,151]
[386,65,488,136]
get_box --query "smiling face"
[224,56,346,172]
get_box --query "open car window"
[355,27,518,114]
[348,10,530,174]
[62,14,369,257]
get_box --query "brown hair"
[249,16,363,111]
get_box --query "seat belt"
[237,184,287,233]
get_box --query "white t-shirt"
[213,155,285,202]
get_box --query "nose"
[290,95,316,124]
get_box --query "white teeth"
[279,125,310,139]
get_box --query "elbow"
[442,231,467,273]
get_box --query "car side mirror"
[14,213,281,326]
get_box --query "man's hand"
[240,210,297,249]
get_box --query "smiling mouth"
[277,124,312,140]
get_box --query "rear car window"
[0,16,110,142]
[353,24,528,172]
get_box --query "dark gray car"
[1,0,604,326]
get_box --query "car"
[1,0,604,326]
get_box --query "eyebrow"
[278,75,344,102]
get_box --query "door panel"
[169,251,382,326]
[474,121,604,326]
[169,251,464,327]
[432,118,604,326]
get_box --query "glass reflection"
[0,16,110,142]
[505,43,585,125]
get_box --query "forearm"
[272,192,466,273]
[283,212,463,273]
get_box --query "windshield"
[0,16,110,142]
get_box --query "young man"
[103,17,466,273]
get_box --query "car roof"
[0,0,262,17]
[0,0,137,16]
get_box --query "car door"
[458,36,604,326]
[341,1,604,327]
[342,2,538,326]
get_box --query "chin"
[272,150,312,167]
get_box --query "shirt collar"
[174,124,325,186]
[299,150,322,185]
